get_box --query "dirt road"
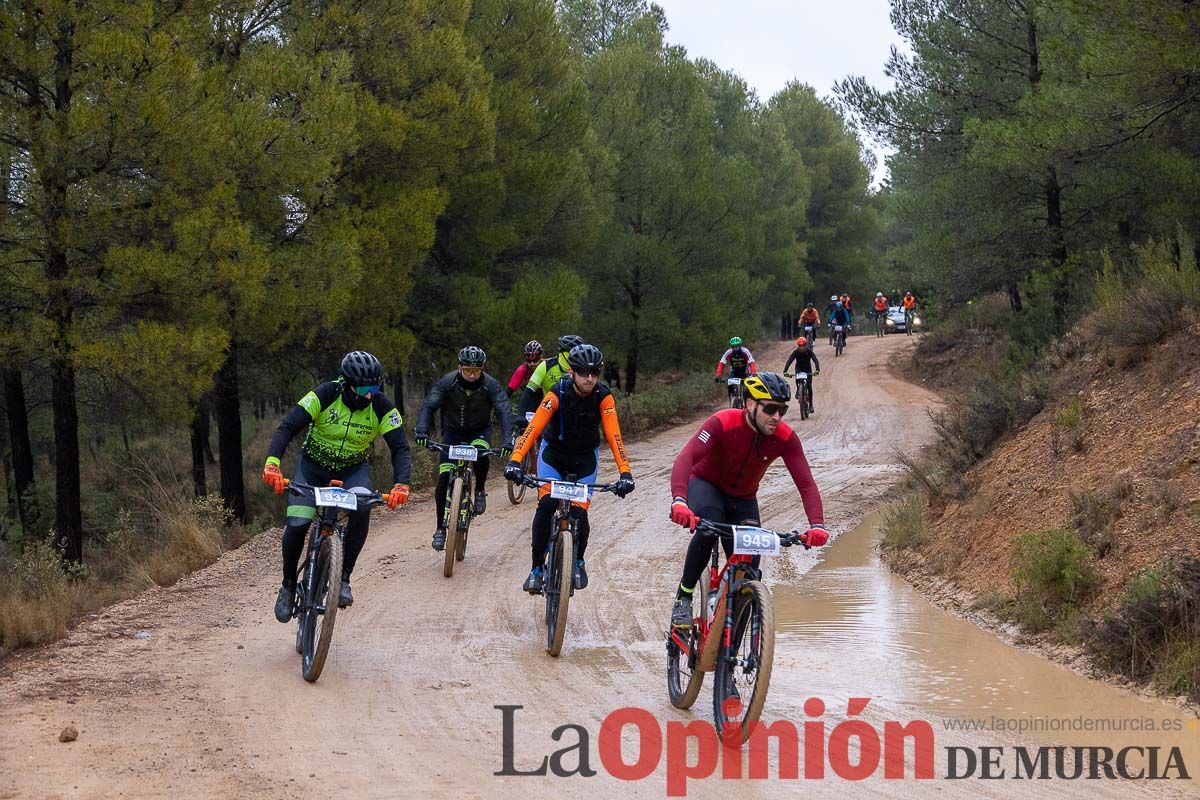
[3,334,1194,799]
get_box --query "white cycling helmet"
[830,295,838,302]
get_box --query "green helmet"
[729,336,743,347]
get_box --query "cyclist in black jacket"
[783,337,821,413]
[415,346,516,550]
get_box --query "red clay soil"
[916,323,1200,609]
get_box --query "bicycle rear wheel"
[301,532,343,683]
[444,476,463,578]
[545,524,573,656]
[667,579,708,709]
[712,580,774,744]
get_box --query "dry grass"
[880,495,929,554]
[0,465,244,655]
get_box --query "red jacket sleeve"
[670,414,724,499]
[779,429,824,526]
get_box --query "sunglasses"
[574,368,600,378]
[757,402,788,418]
[353,384,380,397]
[459,366,482,377]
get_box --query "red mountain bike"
[666,520,817,742]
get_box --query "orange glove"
[386,484,410,509]
[262,463,286,495]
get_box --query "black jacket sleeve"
[266,383,339,462]
[783,348,798,373]
[416,373,453,436]
[486,374,515,443]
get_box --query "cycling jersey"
[902,295,916,310]
[799,309,820,326]
[830,307,851,327]
[784,348,820,375]
[518,351,571,417]
[266,381,411,483]
[670,408,823,523]
[715,347,757,378]
[507,361,538,395]
[873,298,888,312]
[416,371,514,442]
[513,377,631,472]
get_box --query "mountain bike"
[425,441,504,577]
[284,481,385,683]
[875,310,887,337]
[719,377,745,409]
[784,372,813,420]
[833,324,846,357]
[519,475,619,657]
[802,323,818,348]
[507,413,539,505]
[666,520,814,742]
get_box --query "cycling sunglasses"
[353,384,380,397]
[758,402,788,418]
[573,368,600,378]
[459,366,483,377]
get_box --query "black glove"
[613,471,635,498]
[713,376,723,384]
[504,462,525,484]
[414,433,429,448]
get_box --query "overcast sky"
[651,0,902,181]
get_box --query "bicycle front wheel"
[545,526,573,657]
[301,532,343,683]
[444,476,464,578]
[712,580,774,744]
[507,453,530,505]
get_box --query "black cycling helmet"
[457,345,487,367]
[567,343,604,371]
[340,351,382,387]
[524,340,543,358]
[742,371,791,403]
[557,334,584,353]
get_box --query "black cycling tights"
[434,458,490,525]
[531,496,591,569]
[281,508,370,586]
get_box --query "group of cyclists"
[261,333,831,638]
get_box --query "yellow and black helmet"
[742,372,791,403]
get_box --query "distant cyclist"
[506,340,544,399]
[783,338,820,413]
[715,337,757,402]
[517,334,585,419]
[798,303,820,342]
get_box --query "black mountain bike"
[833,324,847,357]
[720,377,745,409]
[518,475,618,657]
[802,323,818,349]
[284,481,384,683]
[425,442,503,578]
[785,371,814,420]
[666,520,813,742]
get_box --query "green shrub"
[1010,528,1097,607]
[1054,399,1081,430]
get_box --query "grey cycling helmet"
[457,345,487,367]
[340,351,382,387]
[557,334,584,353]
[567,343,604,370]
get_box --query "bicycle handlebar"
[694,518,810,548]
[519,475,620,492]
[424,441,507,458]
[284,481,387,508]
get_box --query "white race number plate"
[314,487,358,511]
[449,445,479,461]
[549,482,589,502]
[732,526,781,556]
[727,378,742,386]
[834,325,844,332]
[796,372,808,380]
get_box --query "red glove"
[386,484,410,510]
[262,463,286,495]
[670,500,700,531]
[804,527,829,547]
